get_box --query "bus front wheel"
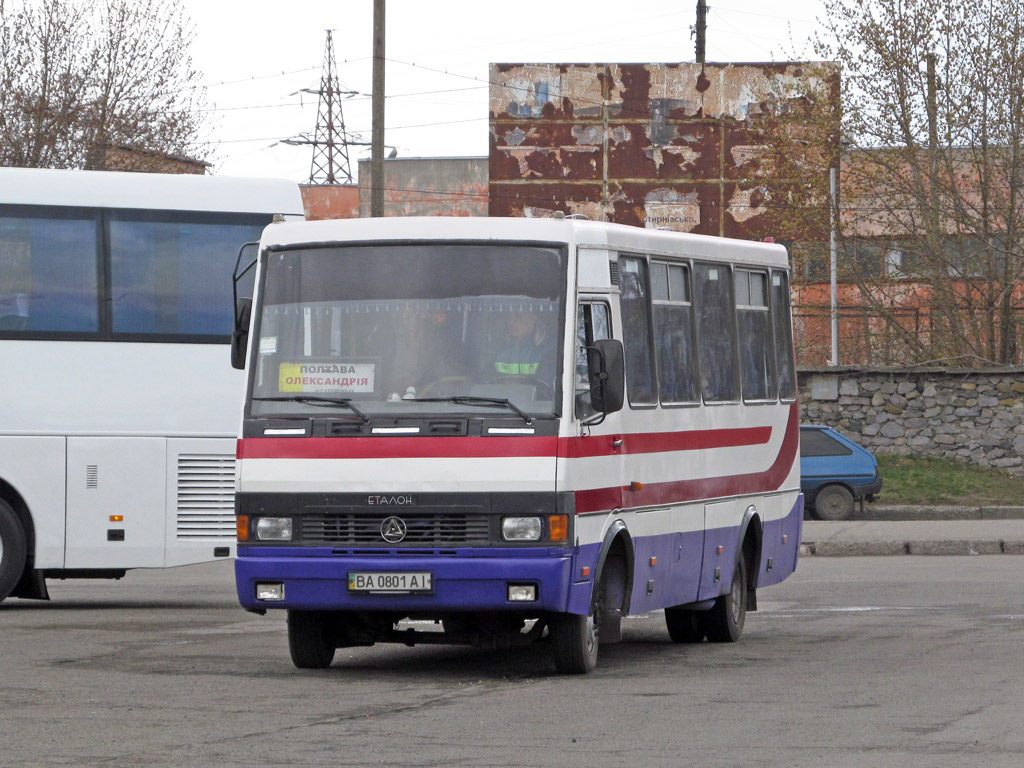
[550,611,598,674]
[287,610,336,669]
[0,499,27,603]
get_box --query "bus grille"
[302,513,491,545]
[175,454,236,539]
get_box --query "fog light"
[256,582,285,601]
[502,516,542,541]
[255,517,293,541]
[507,584,537,602]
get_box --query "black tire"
[813,484,856,521]
[287,610,336,669]
[701,555,748,643]
[0,499,28,604]
[550,611,598,674]
[664,606,706,643]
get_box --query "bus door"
[568,297,625,515]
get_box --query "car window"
[800,429,854,457]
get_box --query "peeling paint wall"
[357,157,488,217]
[488,62,837,240]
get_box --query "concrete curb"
[857,505,1024,521]
[802,539,1024,557]
[800,520,1024,556]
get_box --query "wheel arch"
[736,505,763,610]
[593,520,635,615]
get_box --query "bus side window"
[651,261,699,404]
[619,257,657,405]
[694,262,739,402]
[735,269,776,402]
[771,270,797,400]
[575,301,611,419]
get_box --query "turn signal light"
[548,515,568,543]
[236,515,249,542]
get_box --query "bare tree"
[811,0,1024,366]
[0,0,209,169]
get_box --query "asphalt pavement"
[802,505,1024,556]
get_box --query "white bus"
[0,167,304,603]
[233,216,803,673]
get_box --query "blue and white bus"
[232,216,802,673]
[0,167,304,603]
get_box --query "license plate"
[348,571,433,594]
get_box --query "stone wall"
[798,367,1024,475]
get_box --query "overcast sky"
[184,0,828,181]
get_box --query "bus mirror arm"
[231,241,259,371]
[585,339,625,415]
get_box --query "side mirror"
[230,297,252,371]
[587,339,625,414]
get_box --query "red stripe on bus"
[557,426,771,459]
[572,403,800,514]
[237,436,558,460]
[238,422,776,461]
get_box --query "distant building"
[300,184,359,220]
[357,156,488,218]
[97,144,210,175]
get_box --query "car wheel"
[814,484,856,521]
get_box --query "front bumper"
[235,547,587,614]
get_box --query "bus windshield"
[250,242,565,418]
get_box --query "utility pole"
[695,0,707,64]
[370,0,385,217]
[693,0,710,92]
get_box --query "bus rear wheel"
[701,555,747,643]
[664,607,706,643]
[287,610,336,669]
[0,500,27,603]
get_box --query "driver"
[493,309,556,381]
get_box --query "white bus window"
[735,270,776,402]
[0,214,99,333]
[574,301,611,419]
[694,263,739,402]
[110,217,266,337]
[772,270,797,400]
[619,257,657,405]
[652,262,699,404]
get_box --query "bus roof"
[259,216,790,268]
[0,167,304,216]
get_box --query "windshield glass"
[250,242,565,418]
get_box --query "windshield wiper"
[412,396,536,425]
[253,396,369,423]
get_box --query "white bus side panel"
[0,341,244,437]
[164,438,237,567]
[0,437,66,569]
[65,438,167,568]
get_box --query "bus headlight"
[255,517,293,541]
[502,516,542,541]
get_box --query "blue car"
[800,425,882,521]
